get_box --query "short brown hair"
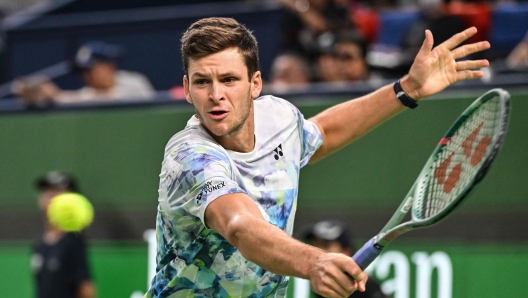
[181,17,259,80]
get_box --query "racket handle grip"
[352,238,384,271]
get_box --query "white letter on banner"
[144,229,157,286]
[430,251,453,298]
[412,252,432,298]
[374,251,410,298]
[411,251,453,298]
[292,277,310,298]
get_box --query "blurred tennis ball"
[47,193,94,232]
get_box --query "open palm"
[406,27,491,100]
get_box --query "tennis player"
[146,17,490,298]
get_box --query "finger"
[345,265,367,283]
[452,41,491,60]
[456,59,489,71]
[328,270,357,297]
[417,29,434,57]
[313,284,340,298]
[317,279,351,298]
[440,27,478,50]
[357,277,368,292]
[457,70,484,81]
[323,262,359,296]
[320,289,342,298]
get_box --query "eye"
[223,77,237,83]
[194,79,208,86]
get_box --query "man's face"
[82,61,116,90]
[184,48,262,140]
[271,56,310,86]
[336,42,367,82]
[38,188,67,213]
[316,53,341,82]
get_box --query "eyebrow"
[190,71,241,79]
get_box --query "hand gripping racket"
[352,88,511,270]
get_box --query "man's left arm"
[308,27,490,163]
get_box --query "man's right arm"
[204,193,368,298]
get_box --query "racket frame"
[353,88,510,269]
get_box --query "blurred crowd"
[4,0,528,106]
[268,0,528,90]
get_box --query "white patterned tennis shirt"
[146,95,323,298]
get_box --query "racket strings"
[415,97,501,220]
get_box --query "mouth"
[208,110,228,120]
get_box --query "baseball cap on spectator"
[36,171,78,192]
[303,220,355,250]
[72,41,122,71]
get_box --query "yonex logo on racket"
[434,121,491,193]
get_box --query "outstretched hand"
[402,27,491,100]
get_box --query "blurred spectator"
[269,52,313,89]
[314,30,376,83]
[14,41,154,108]
[315,51,342,82]
[31,171,96,298]
[506,31,528,70]
[401,0,466,69]
[334,30,371,82]
[278,0,356,62]
[303,220,388,298]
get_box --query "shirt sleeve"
[295,108,323,168]
[159,144,247,226]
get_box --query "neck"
[215,133,256,153]
[207,123,256,153]
[43,222,65,245]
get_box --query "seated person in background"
[315,30,375,83]
[314,44,342,82]
[278,0,355,63]
[506,31,528,70]
[15,41,154,107]
[334,30,372,82]
[268,52,313,90]
[304,220,388,298]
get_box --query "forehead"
[187,48,247,75]
[39,187,67,197]
[336,42,362,54]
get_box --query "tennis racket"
[352,88,511,270]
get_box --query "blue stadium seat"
[377,10,420,47]
[489,3,528,56]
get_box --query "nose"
[209,81,224,103]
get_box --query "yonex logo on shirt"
[196,181,226,203]
[273,144,284,160]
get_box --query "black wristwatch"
[393,79,418,109]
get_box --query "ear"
[183,75,192,104]
[250,71,262,99]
